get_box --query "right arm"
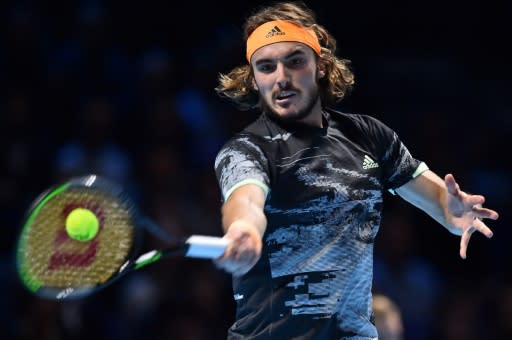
[215,183,267,276]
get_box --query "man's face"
[251,42,323,123]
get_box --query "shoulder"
[218,113,286,152]
[327,108,388,131]
[326,109,394,142]
[215,115,271,165]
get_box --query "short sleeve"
[214,134,270,202]
[360,115,427,191]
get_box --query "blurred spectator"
[372,293,403,340]
[52,96,134,186]
[431,284,485,340]
[374,200,444,339]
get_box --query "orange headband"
[246,20,321,62]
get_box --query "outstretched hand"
[444,174,499,259]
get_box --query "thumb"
[444,173,459,196]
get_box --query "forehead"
[251,41,315,64]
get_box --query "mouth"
[274,91,296,106]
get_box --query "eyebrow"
[254,49,307,66]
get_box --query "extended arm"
[215,184,267,276]
[395,170,499,259]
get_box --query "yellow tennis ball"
[65,208,99,242]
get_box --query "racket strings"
[19,187,136,290]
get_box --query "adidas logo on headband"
[246,20,321,62]
[266,26,285,38]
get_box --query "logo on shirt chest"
[362,155,379,170]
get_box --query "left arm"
[395,170,499,259]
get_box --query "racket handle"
[185,235,229,259]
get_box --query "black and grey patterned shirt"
[215,109,427,339]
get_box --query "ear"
[317,67,326,80]
[252,79,259,91]
[317,62,326,79]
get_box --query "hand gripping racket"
[16,174,228,300]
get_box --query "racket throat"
[132,250,164,270]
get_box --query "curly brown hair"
[215,1,355,111]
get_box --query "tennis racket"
[16,174,228,300]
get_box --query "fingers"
[215,223,262,277]
[472,217,494,238]
[459,218,494,259]
[467,195,486,207]
[445,173,498,259]
[446,174,484,204]
[215,250,259,277]
[214,257,255,277]
[459,227,474,259]
[444,174,459,196]
[472,205,500,221]
[447,173,498,219]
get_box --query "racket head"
[16,175,143,299]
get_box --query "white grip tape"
[185,235,229,259]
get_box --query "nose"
[275,63,290,90]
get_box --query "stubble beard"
[261,87,320,124]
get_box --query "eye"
[286,56,307,69]
[256,62,276,73]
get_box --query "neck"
[297,99,324,128]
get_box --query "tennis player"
[214,2,499,339]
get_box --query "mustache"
[273,86,299,99]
